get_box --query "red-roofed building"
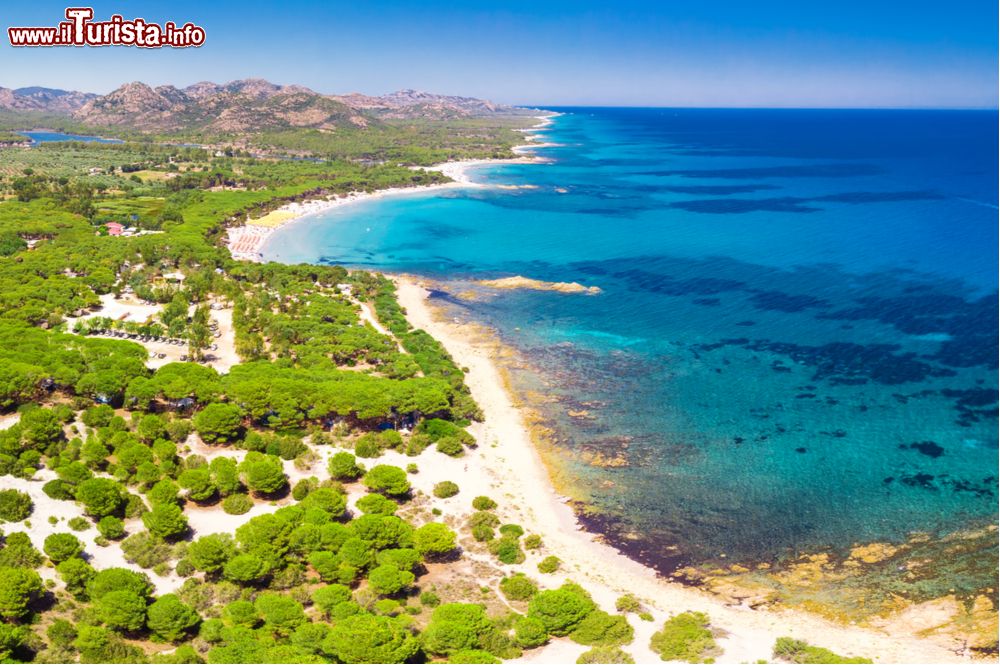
[106,222,124,236]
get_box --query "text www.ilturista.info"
[8,7,205,48]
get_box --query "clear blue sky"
[1,0,996,107]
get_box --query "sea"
[263,108,998,607]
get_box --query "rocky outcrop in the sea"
[677,525,999,655]
[477,276,602,295]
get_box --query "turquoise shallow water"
[264,109,998,594]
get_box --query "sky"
[1,0,996,108]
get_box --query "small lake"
[19,131,124,145]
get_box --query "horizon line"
[529,104,999,111]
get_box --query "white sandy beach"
[393,276,969,664]
[225,113,558,262]
[210,108,978,661]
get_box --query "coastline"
[215,107,986,659]
[227,112,558,262]
[393,275,970,664]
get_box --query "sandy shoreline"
[215,108,976,660]
[226,113,558,262]
[393,276,968,664]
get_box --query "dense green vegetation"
[649,612,719,663]
[0,116,656,665]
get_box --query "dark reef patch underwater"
[263,108,998,613]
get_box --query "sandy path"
[394,276,968,664]
[205,304,239,373]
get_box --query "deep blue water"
[264,109,998,592]
[20,131,123,144]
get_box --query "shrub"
[327,452,361,481]
[616,594,642,613]
[43,479,74,501]
[375,598,401,616]
[142,502,189,539]
[405,434,430,456]
[57,557,95,598]
[222,493,253,515]
[367,564,415,596]
[414,523,457,558]
[527,584,596,636]
[320,613,418,664]
[499,523,524,538]
[0,490,32,522]
[147,594,200,641]
[420,591,441,608]
[192,403,242,443]
[537,556,561,574]
[312,584,352,615]
[363,465,410,497]
[418,419,474,447]
[87,567,152,600]
[97,589,147,633]
[578,646,636,664]
[291,478,315,501]
[97,516,126,540]
[433,481,460,498]
[255,593,306,636]
[377,548,422,572]
[0,532,42,568]
[0,568,43,619]
[354,434,382,458]
[422,603,493,656]
[649,612,718,663]
[147,479,180,507]
[472,524,494,542]
[223,553,268,584]
[448,650,499,664]
[188,534,236,574]
[356,493,397,515]
[472,496,497,511]
[570,610,634,646]
[514,615,548,648]
[772,637,873,664]
[75,478,124,518]
[47,619,77,648]
[435,437,464,457]
[299,487,347,519]
[469,511,500,528]
[489,535,524,564]
[43,533,83,563]
[82,404,115,428]
[122,532,173,569]
[178,467,216,502]
[222,600,259,627]
[523,534,543,550]
[239,453,287,495]
[500,573,538,602]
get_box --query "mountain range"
[0,79,530,133]
[0,86,97,113]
